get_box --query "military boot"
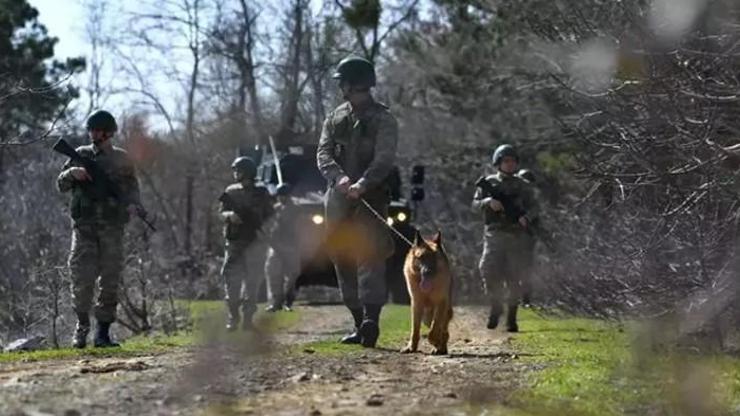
[339,308,364,344]
[359,304,382,348]
[226,303,240,332]
[487,304,503,330]
[241,303,256,331]
[93,322,120,348]
[71,314,90,349]
[284,289,296,311]
[506,304,519,333]
[265,297,283,313]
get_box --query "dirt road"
[0,305,527,416]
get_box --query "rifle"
[52,138,156,231]
[475,176,528,226]
[218,191,265,239]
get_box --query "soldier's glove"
[224,212,242,224]
[486,198,504,212]
[518,216,529,228]
[347,182,365,200]
[69,167,91,181]
[335,175,352,194]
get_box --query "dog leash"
[360,198,414,247]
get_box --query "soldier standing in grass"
[57,110,141,348]
[264,183,302,312]
[473,144,539,332]
[219,156,274,331]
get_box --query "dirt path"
[0,305,528,416]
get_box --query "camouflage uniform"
[57,144,140,325]
[317,99,398,310]
[264,198,302,310]
[219,182,273,327]
[473,171,539,330]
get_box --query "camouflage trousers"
[325,188,393,309]
[68,223,124,323]
[479,230,532,311]
[221,238,268,310]
[264,247,301,306]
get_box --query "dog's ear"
[413,230,422,247]
[433,231,442,245]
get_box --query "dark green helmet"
[275,183,291,196]
[492,144,519,166]
[332,56,376,88]
[517,169,535,183]
[231,156,257,179]
[86,110,118,132]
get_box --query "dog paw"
[431,347,448,355]
[400,345,416,354]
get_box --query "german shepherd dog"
[400,231,453,355]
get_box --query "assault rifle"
[52,138,156,231]
[218,192,269,240]
[475,176,528,226]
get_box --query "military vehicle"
[250,143,425,304]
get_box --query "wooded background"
[2,0,739,349]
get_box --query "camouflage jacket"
[219,182,274,242]
[472,171,539,232]
[57,144,140,227]
[316,99,399,199]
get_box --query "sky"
[27,0,329,130]
[29,0,87,60]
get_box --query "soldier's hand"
[70,167,91,181]
[347,182,365,200]
[519,216,529,228]
[335,175,352,194]
[488,198,504,212]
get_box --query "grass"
[0,301,301,364]
[508,308,740,415]
[302,305,740,415]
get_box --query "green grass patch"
[0,301,301,364]
[0,332,193,364]
[299,304,410,355]
[508,309,740,415]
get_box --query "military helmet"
[332,56,376,88]
[231,156,257,179]
[517,169,535,183]
[492,144,519,166]
[275,183,292,196]
[86,110,118,132]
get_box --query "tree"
[334,0,420,61]
[0,0,84,146]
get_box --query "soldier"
[264,183,302,312]
[219,156,274,331]
[516,168,537,306]
[473,144,539,332]
[57,110,141,348]
[317,55,398,348]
